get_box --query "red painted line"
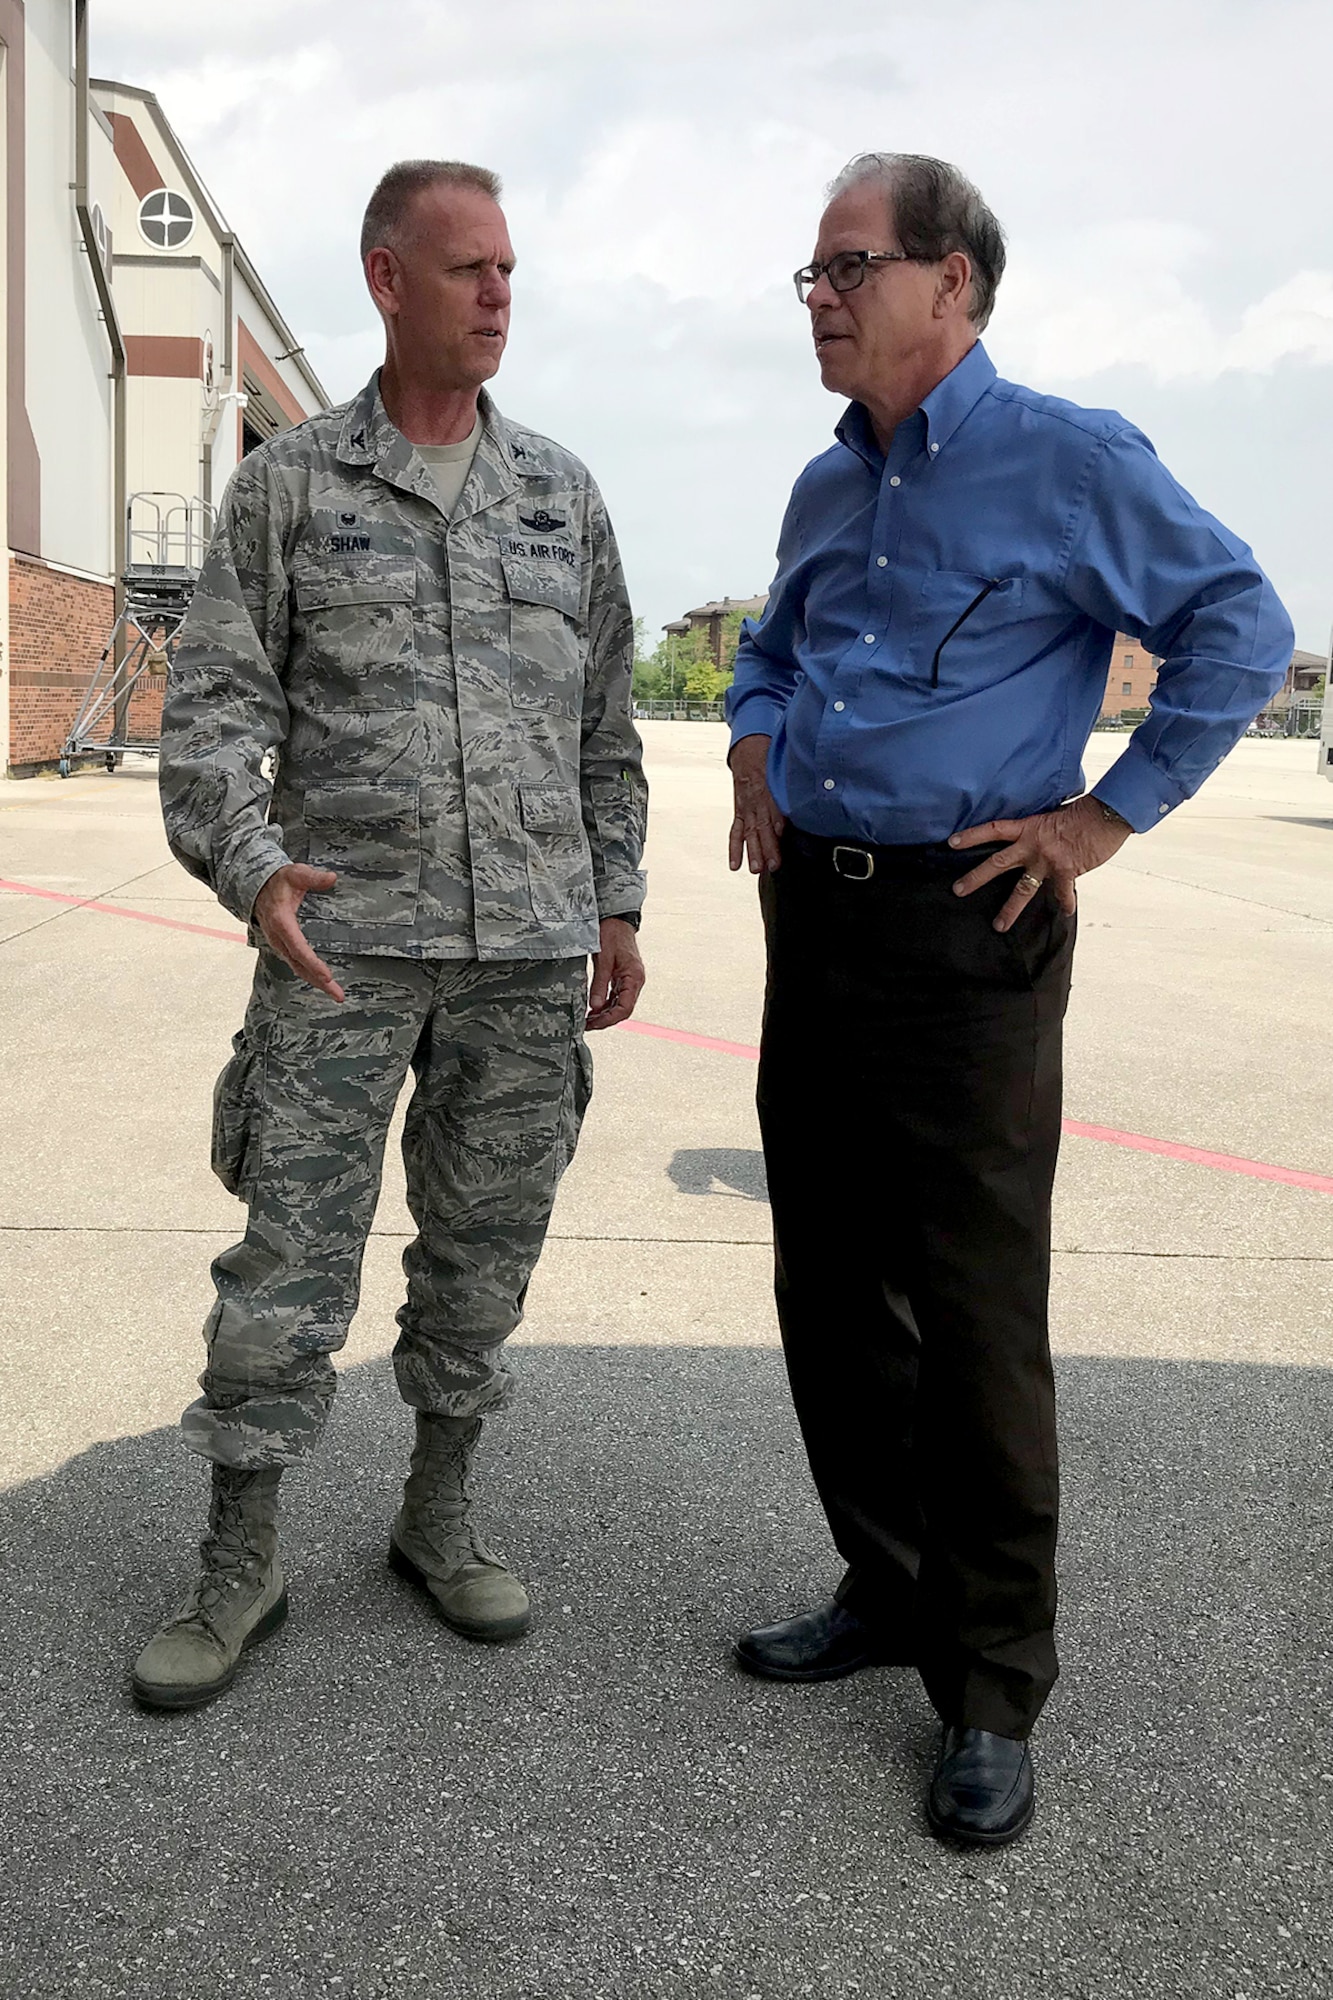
[620,1018,761,1060]
[0,877,246,945]
[620,1015,1333,1196]
[1059,1119,1333,1196]
[4,873,1331,1196]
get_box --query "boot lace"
[410,1426,499,1570]
[166,1480,271,1647]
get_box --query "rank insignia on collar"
[519,509,565,533]
[350,428,366,450]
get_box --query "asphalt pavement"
[0,727,1329,1999]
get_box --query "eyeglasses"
[792,250,912,304]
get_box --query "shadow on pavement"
[1,1345,1329,1999]
[667,1148,769,1202]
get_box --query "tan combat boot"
[389,1414,531,1641]
[131,1465,287,1709]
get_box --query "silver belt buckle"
[832,844,875,881]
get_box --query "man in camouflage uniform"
[131,159,647,1709]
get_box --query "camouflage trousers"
[182,950,592,1469]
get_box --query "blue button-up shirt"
[726,342,1293,841]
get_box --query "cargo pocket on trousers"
[554,1027,594,1179]
[211,1030,267,1200]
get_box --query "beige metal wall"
[114,258,219,525]
[23,0,115,579]
[96,81,327,519]
[4,41,330,773]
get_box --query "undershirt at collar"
[414,413,483,520]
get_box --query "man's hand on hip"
[253,864,346,1002]
[949,795,1133,932]
[587,917,646,1031]
[728,733,785,875]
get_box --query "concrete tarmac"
[0,726,1329,1998]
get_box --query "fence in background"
[634,700,727,723]
[1251,696,1323,738]
[639,697,1325,735]
[1095,696,1322,738]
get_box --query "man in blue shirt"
[725,152,1292,1847]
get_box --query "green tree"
[632,620,743,705]
[668,626,717,701]
[631,658,668,702]
[682,656,725,702]
[631,617,679,702]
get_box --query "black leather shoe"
[734,1599,902,1682]
[926,1726,1035,1846]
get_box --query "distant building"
[2,1,329,777]
[663,595,768,667]
[656,609,1316,720]
[1101,634,1160,716]
[1285,648,1326,695]
[1099,639,1325,722]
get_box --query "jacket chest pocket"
[500,547,584,711]
[906,570,1025,691]
[293,550,417,712]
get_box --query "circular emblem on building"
[89,202,111,273]
[138,188,195,250]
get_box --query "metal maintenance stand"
[59,492,212,777]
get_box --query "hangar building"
[1,0,329,777]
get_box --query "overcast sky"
[95,0,1332,650]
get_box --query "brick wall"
[6,557,167,775]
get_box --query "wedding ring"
[1019,872,1042,891]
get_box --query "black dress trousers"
[756,827,1076,1740]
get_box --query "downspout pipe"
[222,232,234,386]
[74,0,125,573]
[200,233,236,515]
[73,0,128,738]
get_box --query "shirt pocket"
[292,545,418,713]
[519,782,594,922]
[300,781,422,927]
[499,545,585,711]
[906,570,1026,691]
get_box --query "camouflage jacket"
[159,373,647,959]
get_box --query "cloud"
[1231,272,1333,373]
[993,227,1333,385]
[90,0,1333,645]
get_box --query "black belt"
[783,825,1005,882]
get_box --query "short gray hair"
[360,159,503,262]
[826,153,1006,332]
